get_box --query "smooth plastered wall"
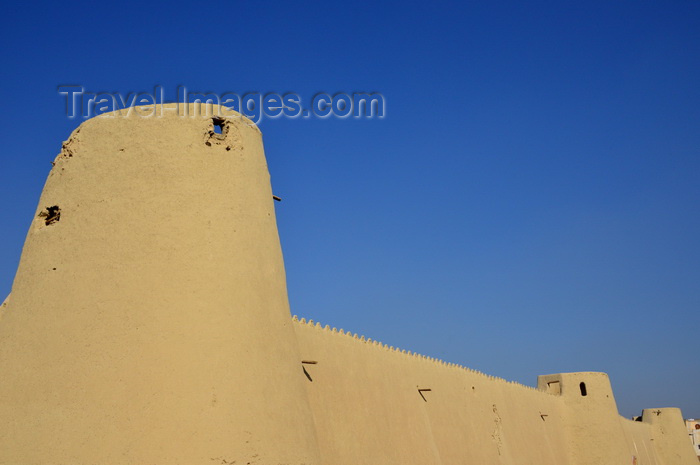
[0,105,321,465]
[294,318,697,465]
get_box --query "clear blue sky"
[1,1,698,418]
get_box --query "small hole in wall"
[38,205,61,226]
[579,382,587,397]
[212,117,225,134]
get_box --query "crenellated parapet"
[292,315,557,393]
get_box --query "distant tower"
[0,105,321,464]
[538,372,630,465]
[641,408,699,465]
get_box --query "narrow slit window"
[579,382,587,396]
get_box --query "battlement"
[293,315,549,393]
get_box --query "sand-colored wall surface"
[294,318,697,465]
[641,408,700,465]
[621,417,663,465]
[0,105,695,464]
[0,105,321,465]
[293,318,572,465]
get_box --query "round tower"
[537,372,630,465]
[0,104,321,465]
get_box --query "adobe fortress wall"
[0,105,695,465]
[294,318,697,465]
[0,105,321,465]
